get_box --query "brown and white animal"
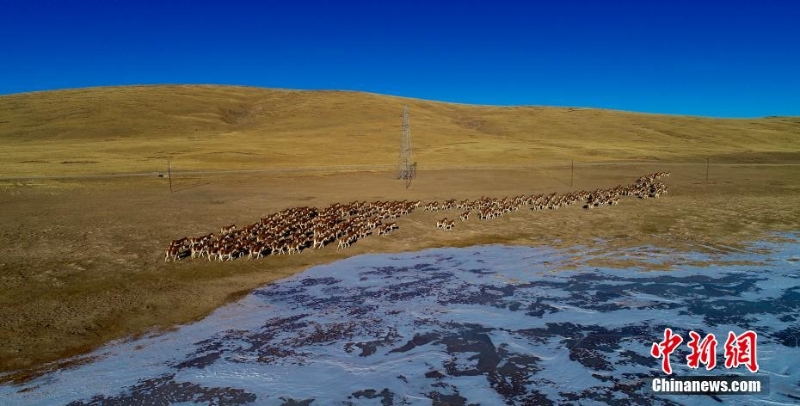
[336,232,358,250]
[217,245,236,261]
[190,242,207,259]
[165,237,189,261]
[379,222,399,235]
[165,244,183,262]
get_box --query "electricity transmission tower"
[397,105,416,184]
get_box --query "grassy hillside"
[1,85,798,177]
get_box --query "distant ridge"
[1,85,799,177]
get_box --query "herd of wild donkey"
[165,172,670,262]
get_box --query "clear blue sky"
[1,0,798,117]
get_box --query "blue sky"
[1,0,798,117]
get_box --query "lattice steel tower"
[397,105,416,180]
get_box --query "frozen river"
[3,236,800,405]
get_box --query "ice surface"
[2,236,799,405]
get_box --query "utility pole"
[571,160,574,187]
[397,105,415,182]
[706,157,709,182]
[168,160,173,193]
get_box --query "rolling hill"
[1,85,798,177]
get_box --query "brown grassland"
[0,85,799,382]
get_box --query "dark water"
[3,236,799,405]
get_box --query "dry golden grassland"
[2,85,799,177]
[0,85,798,382]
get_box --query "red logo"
[650,328,683,374]
[686,331,717,370]
[724,330,759,373]
[652,329,759,374]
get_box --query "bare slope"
[1,85,799,177]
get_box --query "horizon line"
[0,83,795,120]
